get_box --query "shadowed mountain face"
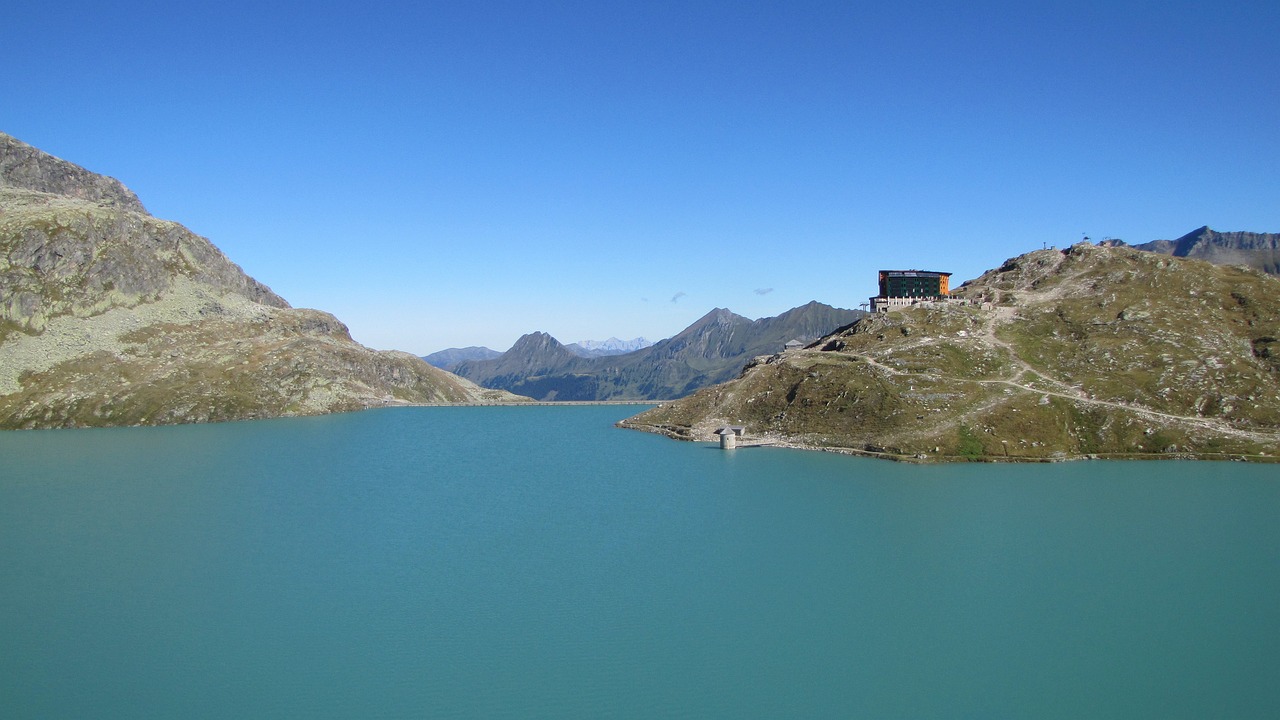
[1132,226,1280,275]
[623,243,1280,462]
[452,302,864,401]
[0,132,520,429]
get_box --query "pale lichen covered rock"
[1,131,522,429]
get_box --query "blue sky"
[6,1,1278,353]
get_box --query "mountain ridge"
[566,336,652,357]
[622,243,1280,461]
[0,131,521,428]
[453,302,863,401]
[421,345,501,370]
[1130,226,1280,275]
[0,134,146,213]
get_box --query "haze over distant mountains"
[566,336,653,358]
[451,302,863,401]
[422,345,503,370]
[0,132,521,429]
[423,336,652,369]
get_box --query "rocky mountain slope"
[1132,226,1279,275]
[1,132,519,429]
[623,243,1280,461]
[453,301,863,401]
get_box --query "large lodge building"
[870,270,952,312]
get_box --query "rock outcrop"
[622,243,1280,461]
[0,132,521,429]
[0,134,146,213]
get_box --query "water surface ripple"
[2,406,1277,718]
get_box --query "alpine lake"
[2,405,1277,718]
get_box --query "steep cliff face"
[623,243,1280,461]
[0,132,520,429]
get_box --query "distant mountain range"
[422,346,503,369]
[451,301,863,401]
[566,336,652,357]
[1129,226,1279,275]
[423,337,653,370]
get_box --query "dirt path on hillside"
[843,303,1280,445]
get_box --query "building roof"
[879,269,952,277]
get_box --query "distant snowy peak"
[566,337,653,357]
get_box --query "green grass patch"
[957,425,985,459]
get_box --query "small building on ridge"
[870,270,952,312]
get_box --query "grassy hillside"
[623,244,1280,461]
[1,132,521,429]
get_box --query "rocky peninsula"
[622,243,1280,461]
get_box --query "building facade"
[870,270,952,312]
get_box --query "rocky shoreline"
[619,244,1280,462]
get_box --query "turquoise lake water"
[2,405,1278,718]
